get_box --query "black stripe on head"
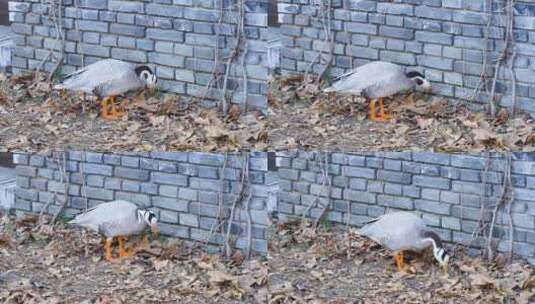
[406,71,425,79]
[135,65,153,76]
[147,212,156,223]
[441,249,448,260]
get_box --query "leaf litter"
[267,75,535,151]
[0,73,268,152]
[0,211,268,303]
[268,219,535,303]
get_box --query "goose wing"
[359,212,426,251]
[69,200,139,233]
[56,59,140,96]
[324,61,405,94]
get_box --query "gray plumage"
[324,61,430,98]
[54,59,155,97]
[69,200,148,238]
[360,211,439,252]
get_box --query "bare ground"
[0,212,268,303]
[267,76,535,152]
[268,220,535,304]
[0,74,268,152]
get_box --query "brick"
[110,24,145,37]
[85,187,114,200]
[147,28,184,42]
[152,172,188,186]
[16,166,37,177]
[343,189,375,204]
[13,154,28,165]
[152,197,188,212]
[413,176,450,190]
[115,167,149,181]
[78,20,108,32]
[83,163,112,176]
[378,195,413,209]
[146,3,183,18]
[115,192,150,207]
[159,185,178,198]
[108,1,144,13]
[377,170,411,184]
[342,166,375,179]
[158,223,189,238]
[180,213,199,227]
[415,199,451,215]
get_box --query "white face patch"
[412,76,432,92]
[138,210,157,225]
[139,70,157,87]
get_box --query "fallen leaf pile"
[268,219,535,303]
[0,212,268,303]
[267,75,535,151]
[0,73,268,151]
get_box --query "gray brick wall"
[9,0,268,110]
[12,151,269,255]
[277,0,535,115]
[276,152,535,265]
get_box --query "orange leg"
[369,98,377,121]
[109,96,126,119]
[104,237,115,262]
[370,97,392,122]
[394,251,405,272]
[100,97,110,119]
[377,97,392,121]
[101,96,126,120]
[118,236,134,258]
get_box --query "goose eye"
[415,78,423,85]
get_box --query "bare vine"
[473,0,517,117]
[303,0,334,84]
[38,152,70,226]
[486,153,514,263]
[34,0,66,83]
[201,0,249,114]
[224,153,251,257]
[300,152,331,232]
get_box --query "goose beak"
[151,223,159,238]
[422,81,432,93]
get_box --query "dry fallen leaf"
[208,270,234,284]
[153,259,169,271]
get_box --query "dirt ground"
[0,212,268,303]
[268,220,535,304]
[0,73,268,152]
[1,211,534,304]
[267,76,535,152]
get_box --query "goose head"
[138,209,159,237]
[135,66,157,89]
[433,246,450,271]
[406,71,432,92]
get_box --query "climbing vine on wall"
[202,0,249,114]
[475,0,517,117]
[35,0,66,82]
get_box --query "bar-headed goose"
[324,61,431,122]
[359,211,449,272]
[54,59,157,119]
[69,200,159,262]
